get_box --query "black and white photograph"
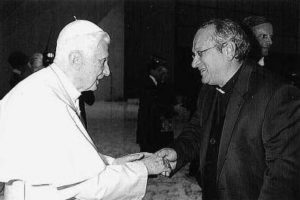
[0,0,299,199]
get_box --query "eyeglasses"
[193,45,218,59]
[192,41,230,59]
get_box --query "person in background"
[22,52,45,79]
[27,53,44,74]
[243,15,273,67]
[137,56,176,153]
[156,18,300,200]
[243,15,300,88]
[0,19,171,200]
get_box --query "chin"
[201,78,208,85]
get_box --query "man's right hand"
[155,148,177,176]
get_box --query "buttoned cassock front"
[0,64,148,200]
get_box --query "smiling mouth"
[200,68,206,73]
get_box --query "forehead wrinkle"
[193,36,214,52]
[193,26,215,51]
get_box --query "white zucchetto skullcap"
[57,20,109,45]
[55,20,110,60]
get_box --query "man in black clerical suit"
[157,19,300,200]
[136,56,175,153]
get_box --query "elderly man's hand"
[140,153,172,175]
[155,148,177,177]
[112,153,144,165]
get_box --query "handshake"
[112,148,177,177]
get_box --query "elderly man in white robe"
[0,20,171,200]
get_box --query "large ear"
[222,41,236,60]
[68,50,83,70]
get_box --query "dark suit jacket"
[172,61,300,200]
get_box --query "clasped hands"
[113,148,177,177]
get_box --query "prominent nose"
[191,55,202,69]
[268,37,273,46]
[103,61,110,76]
[265,35,272,46]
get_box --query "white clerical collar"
[149,75,158,86]
[50,63,81,104]
[216,87,225,94]
[258,57,265,67]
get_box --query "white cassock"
[0,64,148,200]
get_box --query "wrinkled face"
[82,42,110,91]
[252,23,273,56]
[191,25,226,86]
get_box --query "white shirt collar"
[258,57,265,67]
[149,75,158,86]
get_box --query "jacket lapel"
[216,62,254,182]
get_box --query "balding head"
[54,20,111,92]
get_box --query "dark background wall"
[124,0,176,98]
[1,0,299,100]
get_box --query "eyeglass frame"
[193,42,228,59]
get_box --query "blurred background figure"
[243,15,300,88]
[243,15,273,67]
[136,55,176,153]
[27,53,44,74]
[7,51,29,88]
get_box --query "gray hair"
[201,19,250,61]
